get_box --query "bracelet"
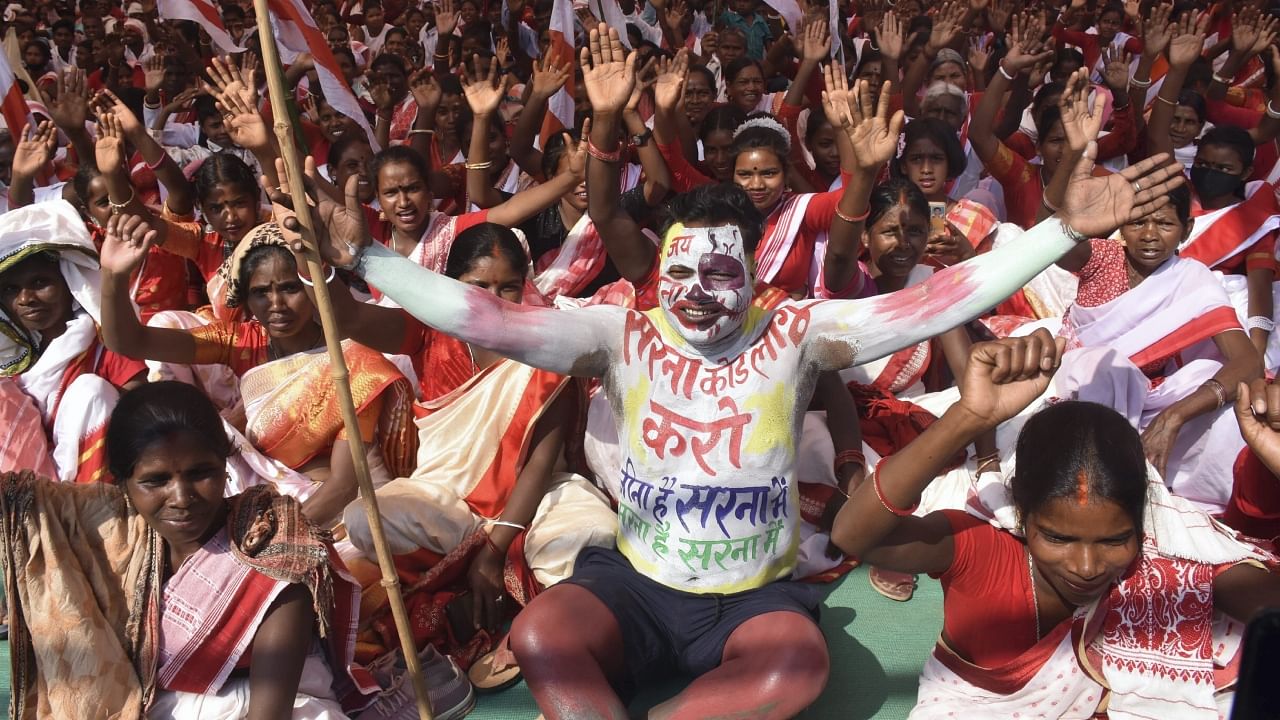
[483,531,506,556]
[298,265,336,286]
[835,207,870,224]
[973,451,999,465]
[834,449,866,474]
[336,241,367,273]
[871,463,919,517]
[1059,217,1088,243]
[1041,193,1059,213]
[144,154,166,170]
[408,128,435,136]
[998,64,1015,81]
[464,160,493,170]
[1247,315,1276,333]
[1212,72,1232,85]
[1202,378,1229,410]
[586,138,623,163]
[976,457,1001,476]
[488,520,527,531]
[1128,75,1152,88]
[109,187,136,214]
[1267,102,1280,120]
[1154,95,1176,106]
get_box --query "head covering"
[125,2,145,15]
[217,222,290,309]
[930,48,965,73]
[122,18,148,42]
[0,201,101,377]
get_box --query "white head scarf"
[0,201,102,377]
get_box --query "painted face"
[658,223,753,349]
[734,148,786,211]
[901,136,950,198]
[1120,203,1188,275]
[124,431,228,563]
[200,182,259,244]
[244,252,317,340]
[0,253,74,337]
[1026,496,1140,608]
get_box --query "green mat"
[468,565,943,720]
[0,566,939,719]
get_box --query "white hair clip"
[732,116,791,153]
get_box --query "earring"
[377,210,387,222]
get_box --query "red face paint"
[1076,469,1089,507]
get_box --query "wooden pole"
[247,5,435,719]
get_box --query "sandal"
[869,566,917,602]
[468,633,522,693]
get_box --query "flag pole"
[248,4,435,719]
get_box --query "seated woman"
[98,218,417,527]
[1053,184,1263,512]
[315,222,616,653]
[830,347,1280,717]
[0,201,145,483]
[0,381,397,718]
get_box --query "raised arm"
[831,330,1062,564]
[44,68,96,174]
[971,13,1051,165]
[461,56,511,209]
[509,52,571,178]
[100,88,196,216]
[583,24,655,283]
[622,60,672,207]
[294,164,624,377]
[805,135,1185,370]
[7,122,57,209]
[1129,3,1173,113]
[1147,10,1207,160]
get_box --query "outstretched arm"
[805,128,1185,370]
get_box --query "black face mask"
[1190,166,1244,199]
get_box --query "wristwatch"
[630,128,653,147]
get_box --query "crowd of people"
[2,0,1280,717]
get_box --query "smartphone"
[928,202,947,235]
[1230,607,1280,720]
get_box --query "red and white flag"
[266,0,379,150]
[539,0,576,146]
[0,45,29,136]
[157,0,244,54]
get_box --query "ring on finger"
[1132,181,1142,193]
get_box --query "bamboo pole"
[248,5,435,719]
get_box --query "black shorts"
[562,545,824,694]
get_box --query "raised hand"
[1168,9,1208,70]
[495,36,511,68]
[841,79,904,171]
[409,67,443,110]
[563,119,590,178]
[801,18,831,63]
[986,0,1012,33]
[1055,69,1185,236]
[1100,45,1132,94]
[1142,3,1175,59]
[265,156,370,269]
[1003,12,1053,74]
[579,24,637,116]
[530,49,571,100]
[369,75,394,111]
[926,1,966,55]
[211,73,272,152]
[665,0,689,30]
[143,55,166,94]
[875,10,905,62]
[654,48,689,111]
[205,54,257,113]
[461,54,509,116]
[436,0,460,36]
[11,122,57,179]
[954,329,1064,428]
[967,35,992,76]
[626,56,658,115]
[94,112,126,176]
[45,67,90,132]
[820,61,853,127]
[98,212,158,278]
[1236,380,1280,475]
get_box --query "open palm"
[580,24,637,115]
[843,80,903,171]
[462,56,506,115]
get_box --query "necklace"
[1027,550,1042,640]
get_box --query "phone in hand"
[1230,607,1280,720]
[927,202,948,251]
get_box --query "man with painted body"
[300,34,1183,719]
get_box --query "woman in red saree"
[98,219,417,528]
[0,381,391,719]
[0,201,145,484]
[827,333,1280,719]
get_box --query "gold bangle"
[408,128,435,136]
[1154,95,1176,106]
[464,161,493,170]
[109,187,136,215]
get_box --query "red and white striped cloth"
[539,0,576,145]
[157,0,244,53]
